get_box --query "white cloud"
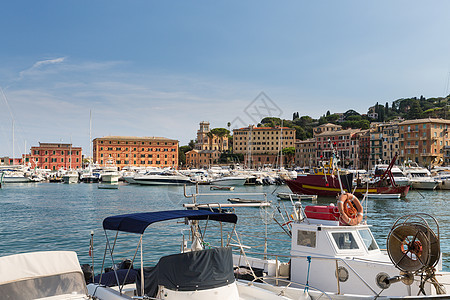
[19,57,67,79]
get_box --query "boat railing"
[231,247,378,297]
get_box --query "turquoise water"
[1,182,450,271]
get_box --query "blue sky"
[1,1,450,158]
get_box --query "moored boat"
[86,209,290,300]
[227,198,268,204]
[366,193,401,199]
[277,192,318,201]
[0,251,88,299]
[133,169,192,185]
[286,155,409,197]
[211,185,235,190]
[210,175,247,186]
[231,194,450,299]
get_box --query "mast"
[12,120,14,166]
[279,120,283,169]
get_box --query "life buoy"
[337,193,363,226]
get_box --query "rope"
[305,256,312,292]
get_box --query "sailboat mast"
[89,110,92,163]
[12,120,14,166]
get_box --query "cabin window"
[358,229,378,251]
[297,230,316,248]
[332,232,359,250]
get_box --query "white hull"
[63,175,78,184]
[411,180,438,190]
[210,177,247,186]
[101,174,120,183]
[439,179,450,190]
[366,193,401,199]
[1,176,32,183]
[88,279,290,300]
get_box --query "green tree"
[282,147,296,166]
[210,128,230,137]
[406,99,424,119]
[188,139,196,149]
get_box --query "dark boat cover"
[136,247,235,297]
[103,210,237,234]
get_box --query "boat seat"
[93,268,138,287]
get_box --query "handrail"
[231,248,379,296]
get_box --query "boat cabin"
[285,205,442,297]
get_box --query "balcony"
[405,145,419,149]
[420,153,437,157]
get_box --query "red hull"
[285,174,409,198]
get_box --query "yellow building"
[185,149,221,168]
[294,138,316,167]
[195,121,228,152]
[232,125,296,155]
[92,136,179,169]
[398,118,450,167]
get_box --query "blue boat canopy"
[103,209,238,234]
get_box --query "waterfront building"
[232,125,295,168]
[185,149,221,168]
[195,121,229,152]
[357,130,370,170]
[294,138,316,167]
[380,121,400,165]
[369,124,383,169]
[0,156,23,166]
[444,146,450,165]
[92,136,179,170]
[315,128,361,169]
[30,143,82,171]
[233,125,295,155]
[398,118,450,167]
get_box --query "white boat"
[404,164,439,190]
[87,210,289,300]
[372,165,410,187]
[62,169,79,184]
[99,169,120,183]
[0,251,88,299]
[134,170,192,185]
[277,192,318,201]
[366,193,401,199]
[431,169,450,190]
[231,200,450,299]
[210,185,235,191]
[210,175,247,186]
[0,171,32,183]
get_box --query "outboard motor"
[384,213,446,295]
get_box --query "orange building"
[92,136,179,169]
[30,143,82,170]
[185,149,221,168]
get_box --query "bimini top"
[103,209,238,234]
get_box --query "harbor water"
[1,182,450,271]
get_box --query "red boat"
[286,155,409,198]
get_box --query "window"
[332,232,359,250]
[297,230,316,248]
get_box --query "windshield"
[332,232,359,250]
[358,229,378,251]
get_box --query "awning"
[103,209,238,234]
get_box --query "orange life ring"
[337,193,363,226]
